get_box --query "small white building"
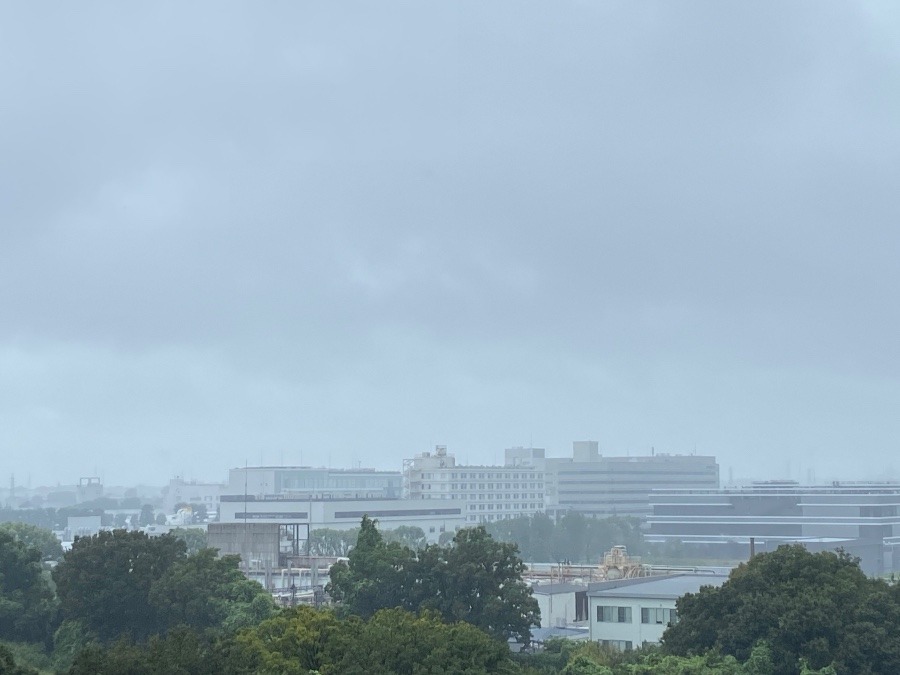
[588,574,727,650]
[531,582,589,628]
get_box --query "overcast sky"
[2,2,899,487]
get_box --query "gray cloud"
[2,2,899,485]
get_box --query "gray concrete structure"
[545,443,719,518]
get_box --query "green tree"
[139,504,155,527]
[0,522,63,561]
[382,525,428,550]
[0,644,38,675]
[663,545,895,674]
[51,620,96,673]
[329,519,539,644]
[307,528,358,556]
[68,626,223,675]
[53,530,186,642]
[326,516,412,618]
[0,530,57,643]
[408,526,540,644]
[149,548,276,633]
[225,606,519,675]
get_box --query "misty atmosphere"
[3,3,899,488]
[2,3,900,675]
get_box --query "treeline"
[3,516,900,673]
[327,516,539,643]
[0,527,275,673]
[309,512,648,563]
[485,512,645,563]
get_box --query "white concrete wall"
[535,591,579,628]
[219,497,465,543]
[588,596,676,648]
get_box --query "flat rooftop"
[588,573,727,600]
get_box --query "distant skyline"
[3,3,900,486]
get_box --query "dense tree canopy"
[70,607,519,675]
[149,548,276,633]
[663,545,900,674]
[407,526,539,643]
[328,517,539,643]
[0,523,64,561]
[0,530,57,644]
[167,527,208,556]
[327,516,413,618]
[52,530,186,641]
[0,645,38,675]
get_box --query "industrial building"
[647,481,900,575]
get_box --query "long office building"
[227,465,403,500]
[544,442,719,518]
[646,481,900,575]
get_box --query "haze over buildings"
[2,3,900,485]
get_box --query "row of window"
[596,606,678,625]
[420,472,540,480]
[418,482,543,490]
[467,514,512,522]
[467,503,542,511]
[420,487,541,497]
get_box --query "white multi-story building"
[403,446,545,524]
[588,574,727,649]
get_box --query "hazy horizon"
[3,2,900,486]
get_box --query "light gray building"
[545,442,719,519]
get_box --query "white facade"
[403,446,545,524]
[588,574,727,649]
[219,495,465,543]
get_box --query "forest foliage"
[2,518,900,674]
